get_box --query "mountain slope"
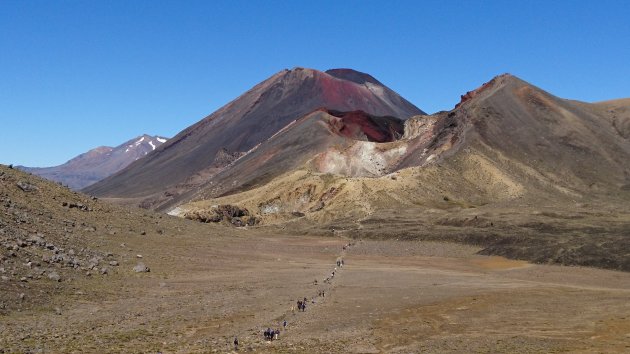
[189,74,630,205]
[164,109,405,208]
[0,163,181,313]
[84,68,424,204]
[20,134,168,190]
[176,74,630,270]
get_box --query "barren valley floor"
[2,229,630,353]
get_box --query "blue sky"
[1,0,629,166]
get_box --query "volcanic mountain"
[174,109,407,205]
[84,68,424,205]
[177,74,630,270]
[20,134,168,190]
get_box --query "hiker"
[341,259,344,267]
[283,320,287,329]
[234,337,239,351]
[337,260,340,267]
[267,327,274,341]
[274,329,279,340]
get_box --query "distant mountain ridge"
[20,134,168,190]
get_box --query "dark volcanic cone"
[84,68,424,202]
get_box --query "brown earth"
[2,166,630,352]
[2,225,630,353]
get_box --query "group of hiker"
[263,328,280,341]
[246,241,356,347]
[296,297,308,312]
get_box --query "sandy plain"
[2,227,629,353]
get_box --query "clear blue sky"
[1,0,629,166]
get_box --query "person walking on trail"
[283,320,287,329]
[233,337,239,351]
[268,328,274,341]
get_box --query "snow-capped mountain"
[19,134,168,190]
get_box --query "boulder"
[230,218,244,227]
[16,181,38,192]
[48,271,61,282]
[246,216,260,226]
[216,204,249,218]
[133,263,150,273]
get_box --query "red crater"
[324,109,405,143]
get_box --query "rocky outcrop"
[183,204,259,227]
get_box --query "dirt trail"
[230,239,356,351]
[2,234,630,353]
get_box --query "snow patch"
[148,141,156,150]
[134,136,145,146]
[156,137,167,143]
[125,148,130,153]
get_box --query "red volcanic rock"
[325,110,404,143]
